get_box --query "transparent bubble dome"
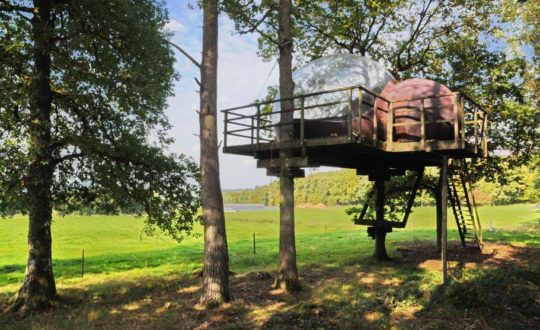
[273,54,394,121]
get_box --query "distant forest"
[223,164,540,207]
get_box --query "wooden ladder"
[448,159,483,250]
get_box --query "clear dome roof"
[274,54,394,120]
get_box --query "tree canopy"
[225,0,539,182]
[0,0,200,240]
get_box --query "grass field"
[0,204,539,328]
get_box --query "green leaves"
[1,0,200,242]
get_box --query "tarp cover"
[273,54,394,120]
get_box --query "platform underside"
[224,136,483,172]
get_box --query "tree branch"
[168,41,201,69]
[52,152,84,166]
[0,0,32,13]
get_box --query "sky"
[164,1,282,190]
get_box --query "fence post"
[81,249,85,278]
[253,233,256,255]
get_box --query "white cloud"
[165,19,187,33]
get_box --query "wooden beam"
[257,157,316,169]
[354,218,403,228]
[441,155,449,285]
[267,167,305,178]
[357,168,406,178]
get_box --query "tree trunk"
[435,176,442,253]
[8,0,57,314]
[441,156,449,284]
[374,179,390,261]
[200,0,230,306]
[274,0,300,291]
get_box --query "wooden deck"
[222,84,488,174]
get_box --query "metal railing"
[222,84,488,155]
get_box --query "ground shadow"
[1,240,538,329]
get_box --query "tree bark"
[274,0,300,292]
[8,0,57,314]
[200,0,230,306]
[374,179,390,261]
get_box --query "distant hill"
[223,169,371,206]
[223,165,540,207]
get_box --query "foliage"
[223,164,540,206]
[224,0,539,183]
[0,0,200,242]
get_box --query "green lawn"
[0,204,539,329]
[1,204,538,293]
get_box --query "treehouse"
[222,55,488,274]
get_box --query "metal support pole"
[441,156,449,285]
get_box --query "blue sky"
[164,1,281,189]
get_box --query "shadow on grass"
[0,273,257,329]
[484,228,540,246]
[1,240,539,329]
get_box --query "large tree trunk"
[274,0,300,291]
[8,0,57,314]
[200,0,230,306]
[373,179,390,261]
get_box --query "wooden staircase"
[448,160,483,249]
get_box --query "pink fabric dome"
[357,78,460,141]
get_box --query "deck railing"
[222,84,488,156]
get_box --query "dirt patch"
[394,241,537,271]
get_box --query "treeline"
[223,165,540,206]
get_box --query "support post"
[374,178,390,261]
[441,156,449,285]
[435,176,442,253]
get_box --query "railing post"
[387,102,394,151]
[224,111,228,148]
[483,113,488,157]
[373,101,378,148]
[473,102,478,155]
[420,98,425,150]
[251,117,255,145]
[460,95,466,145]
[348,88,353,140]
[453,94,459,149]
[300,97,305,146]
[256,105,261,148]
[358,87,363,138]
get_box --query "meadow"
[0,204,539,328]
